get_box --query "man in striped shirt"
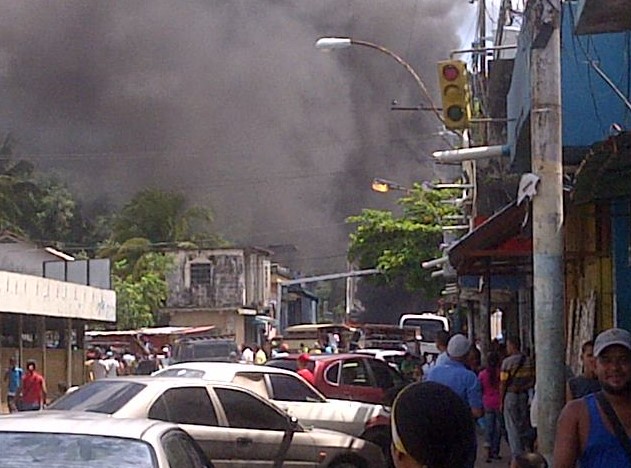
[500,336,535,465]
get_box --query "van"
[171,336,238,364]
[398,313,450,359]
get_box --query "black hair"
[392,381,476,468]
[435,330,450,347]
[486,352,500,389]
[515,452,548,468]
[507,335,522,350]
[581,340,594,354]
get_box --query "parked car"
[266,353,405,405]
[153,362,392,453]
[48,377,385,468]
[0,410,213,467]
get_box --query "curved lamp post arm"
[315,37,444,126]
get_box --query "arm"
[468,374,484,419]
[552,400,583,468]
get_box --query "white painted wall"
[0,239,61,276]
[0,271,116,322]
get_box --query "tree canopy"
[347,183,460,296]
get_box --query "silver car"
[0,410,213,467]
[49,376,386,468]
[153,362,391,443]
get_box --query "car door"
[147,387,235,467]
[336,358,383,404]
[266,373,364,436]
[212,386,317,468]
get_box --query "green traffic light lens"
[447,105,464,121]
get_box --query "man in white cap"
[425,333,482,468]
[554,327,631,467]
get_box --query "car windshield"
[0,432,156,468]
[48,381,145,414]
[155,368,206,379]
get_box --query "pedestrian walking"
[567,340,601,400]
[3,357,23,413]
[500,335,535,465]
[425,334,483,468]
[479,351,503,462]
[102,351,120,378]
[553,327,631,467]
[434,330,450,367]
[254,345,267,365]
[16,360,47,411]
[390,381,476,468]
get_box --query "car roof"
[76,375,260,392]
[158,361,296,377]
[269,353,371,361]
[0,410,175,439]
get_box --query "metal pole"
[531,0,564,460]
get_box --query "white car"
[0,410,213,467]
[153,362,392,450]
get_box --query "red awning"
[447,200,532,275]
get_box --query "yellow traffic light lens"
[442,64,460,81]
[446,105,464,121]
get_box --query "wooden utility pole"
[530,0,564,461]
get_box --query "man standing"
[17,360,47,411]
[296,353,315,385]
[500,336,535,465]
[433,330,450,367]
[554,328,631,467]
[102,351,120,378]
[425,333,483,468]
[3,357,23,413]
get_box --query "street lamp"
[371,178,411,194]
[315,36,444,126]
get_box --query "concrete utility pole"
[530,0,564,460]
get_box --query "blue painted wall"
[508,3,631,162]
[611,198,631,330]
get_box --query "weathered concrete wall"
[168,309,246,345]
[0,238,61,277]
[166,249,246,309]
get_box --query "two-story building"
[160,247,275,346]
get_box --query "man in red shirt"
[296,353,315,385]
[18,359,47,411]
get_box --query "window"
[148,387,218,426]
[324,363,340,385]
[214,387,289,431]
[268,374,324,402]
[340,359,371,387]
[0,433,157,467]
[162,431,210,468]
[369,360,395,389]
[48,381,145,414]
[190,263,212,286]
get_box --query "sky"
[0,0,481,280]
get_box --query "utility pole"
[530,0,564,461]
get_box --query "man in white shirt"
[102,351,120,378]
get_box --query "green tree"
[347,183,459,296]
[113,252,172,329]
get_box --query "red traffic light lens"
[442,64,460,81]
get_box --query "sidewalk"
[474,430,511,467]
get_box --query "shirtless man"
[553,328,631,467]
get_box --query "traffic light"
[437,60,471,130]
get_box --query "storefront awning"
[447,200,532,275]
